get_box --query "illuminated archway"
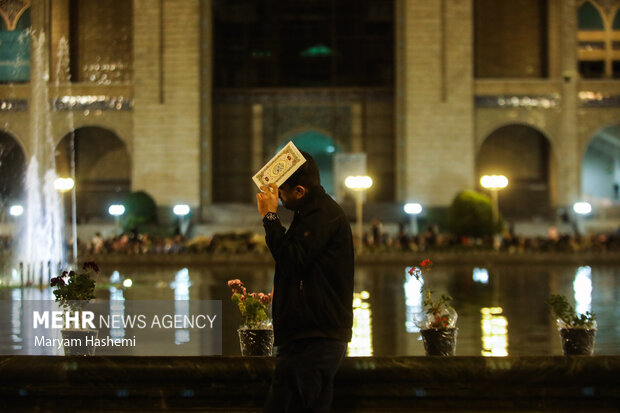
[56,126,131,221]
[582,124,620,202]
[278,130,341,195]
[477,124,553,219]
[0,130,26,218]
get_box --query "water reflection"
[404,267,423,333]
[171,268,191,345]
[473,267,489,284]
[1,264,618,356]
[348,291,372,356]
[11,288,22,350]
[480,307,508,357]
[109,271,125,340]
[573,266,592,315]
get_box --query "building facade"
[1,0,619,227]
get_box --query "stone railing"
[0,356,618,412]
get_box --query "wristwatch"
[263,212,278,222]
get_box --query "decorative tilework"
[53,96,132,111]
[0,96,133,111]
[475,95,559,109]
[0,0,28,31]
[579,91,620,107]
[0,98,26,111]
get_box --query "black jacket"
[263,186,354,346]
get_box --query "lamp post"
[108,204,125,235]
[9,205,24,217]
[345,175,373,248]
[173,204,191,236]
[403,202,423,235]
[480,175,508,227]
[573,201,592,235]
[54,177,77,263]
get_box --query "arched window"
[613,9,620,77]
[0,131,26,216]
[0,5,30,82]
[613,9,620,29]
[577,1,620,78]
[578,1,604,30]
[582,124,620,201]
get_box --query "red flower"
[421,259,432,268]
[50,277,65,287]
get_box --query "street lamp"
[573,202,592,215]
[54,177,77,263]
[345,176,373,247]
[480,175,508,226]
[53,177,74,192]
[9,205,24,217]
[573,201,592,235]
[108,204,125,235]
[403,202,423,235]
[173,204,191,236]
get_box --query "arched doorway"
[56,127,131,221]
[0,131,26,220]
[582,124,620,203]
[278,130,341,195]
[477,124,553,220]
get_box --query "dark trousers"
[264,337,347,413]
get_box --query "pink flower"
[259,293,272,306]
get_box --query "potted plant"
[547,294,596,355]
[50,261,99,356]
[409,259,458,356]
[227,279,273,356]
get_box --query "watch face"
[264,212,278,221]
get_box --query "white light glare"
[404,203,422,215]
[473,268,489,284]
[122,278,133,288]
[173,204,191,216]
[573,202,592,215]
[54,177,75,191]
[480,175,508,189]
[345,176,373,190]
[9,205,24,217]
[108,204,125,216]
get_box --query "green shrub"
[448,190,502,237]
[121,191,157,232]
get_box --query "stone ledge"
[0,356,618,412]
[72,251,620,266]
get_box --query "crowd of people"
[365,222,620,254]
[2,225,620,256]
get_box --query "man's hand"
[257,183,279,218]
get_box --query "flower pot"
[420,328,457,356]
[559,328,596,355]
[238,328,274,356]
[61,329,99,356]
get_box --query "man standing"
[256,151,354,413]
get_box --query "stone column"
[133,0,201,219]
[28,0,51,162]
[547,0,561,79]
[200,0,213,219]
[395,0,474,207]
[351,103,363,153]
[558,0,580,207]
[251,103,263,173]
[50,0,70,84]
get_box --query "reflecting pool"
[1,263,618,356]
